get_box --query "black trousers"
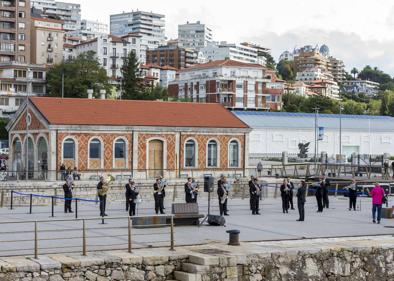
[323,193,329,208]
[154,194,164,214]
[99,195,107,216]
[128,200,136,216]
[249,196,253,210]
[316,196,323,212]
[219,198,228,216]
[281,196,289,213]
[289,191,294,209]
[297,201,305,221]
[349,196,357,210]
[251,195,260,214]
[64,195,72,213]
[125,192,129,211]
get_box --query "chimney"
[87,89,93,99]
[100,89,106,100]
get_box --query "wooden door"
[148,140,164,178]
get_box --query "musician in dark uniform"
[97,176,108,217]
[296,180,307,221]
[315,180,324,213]
[280,179,291,213]
[287,177,295,210]
[217,176,229,216]
[126,180,138,216]
[62,176,73,213]
[250,177,261,215]
[153,178,165,214]
[191,178,199,203]
[125,179,132,211]
[321,176,330,209]
[185,177,194,203]
[248,176,254,210]
[159,176,166,209]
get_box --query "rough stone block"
[30,256,61,271]
[1,257,40,272]
[107,251,143,265]
[142,256,169,266]
[188,255,219,266]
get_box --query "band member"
[185,177,194,203]
[217,176,229,216]
[62,176,73,213]
[126,180,139,216]
[97,175,113,217]
[287,177,295,210]
[248,176,254,210]
[191,178,199,203]
[280,179,291,213]
[158,176,167,209]
[153,178,165,214]
[125,179,131,211]
[250,177,261,215]
[345,179,358,211]
[296,180,307,221]
[321,176,330,209]
[315,180,324,213]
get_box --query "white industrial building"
[178,21,212,50]
[234,111,394,158]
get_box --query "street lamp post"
[339,105,344,161]
[313,107,320,173]
[25,68,31,180]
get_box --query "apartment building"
[168,60,283,110]
[68,19,108,39]
[30,0,81,31]
[0,62,46,115]
[200,42,259,65]
[146,45,196,69]
[296,67,340,99]
[342,80,380,97]
[328,56,345,83]
[31,17,64,65]
[178,21,212,50]
[0,0,31,63]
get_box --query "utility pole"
[25,68,31,180]
[61,69,64,98]
[339,105,344,160]
[313,107,319,173]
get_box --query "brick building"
[7,97,250,180]
[146,45,197,69]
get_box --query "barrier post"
[29,193,33,214]
[51,196,54,217]
[10,190,13,210]
[34,221,38,259]
[335,184,339,198]
[128,217,132,253]
[54,188,57,206]
[82,219,87,256]
[75,199,78,219]
[172,185,177,202]
[306,183,310,196]
[0,190,4,208]
[170,216,175,251]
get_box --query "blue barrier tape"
[12,191,99,203]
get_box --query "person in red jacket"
[369,183,385,224]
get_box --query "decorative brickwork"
[137,134,176,170]
[13,109,47,131]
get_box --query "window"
[33,71,43,79]
[0,97,9,106]
[185,140,196,167]
[18,44,25,51]
[15,98,23,106]
[89,138,101,159]
[103,47,107,55]
[114,139,126,158]
[18,11,25,18]
[103,58,107,66]
[229,140,239,167]
[63,139,75,159]
[207,140,218,167]
[18,22,25,29]
[18,33,25,41]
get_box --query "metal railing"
[0,215,175,258]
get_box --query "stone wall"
[1,236,394,281]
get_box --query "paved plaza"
[0,194,393,257]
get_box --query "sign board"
[318,127,324,141]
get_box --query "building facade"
[0,62,46,116]
[0,0,31,63]
[201,42,259,65]
[31,17,64,65]
[7,97,250,180]
[168,60,283,110]
[342,80,380,97]
[178,21,212,50]
[146,45,196,69]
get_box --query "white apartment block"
[296,67,332,82]
[178,21,212,50]
[0,62,46,116]
[200,42,259,65]
[69,19,108,39]
[296,67,340,99]
[31,0,81,31]
[168,60,283,110]
[72,34,141,84]
[342,80,380,97]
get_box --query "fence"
[0,215,175,258]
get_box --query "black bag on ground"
[208,215,226,226]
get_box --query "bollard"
[34,221,38,259]
[29,194,33,214]
[51,196,54,217]
[226,229,240,246]
[0,190,4,208]
[10,190,13,210]
[75,199,78,219]
[170,216,175,251]
[54,188,58,206]
[82,219,87,256]
[128,217,132,253]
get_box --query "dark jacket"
[63,183,73,198]
[321,179,330,195]
[126,186,138,201]
[217,181,228,198]
[249,181,259,197]
[280,184,290,198]
[297,186,306,204]
[315,184,323,198]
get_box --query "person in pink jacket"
[369,183,385,224]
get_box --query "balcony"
[47,36,53,42]
[110,64,118,69]
[0,1,15,9]
[110,53,119,58]
[47,47,53,53]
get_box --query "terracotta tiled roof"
[30,97,249,129]
[109,35,124,43]
[182,60,264,71]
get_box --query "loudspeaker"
[207,214,226,226]
[204,176,214,192]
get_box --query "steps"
[171,254,220,281]
[174,271,202,281]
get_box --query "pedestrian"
[315,180,324,213]
[257,162,263,177]
[59,163,66,180]
[321,176,330,209]
[250,177,261,215]
[72,167,80,181]
[345,179,358,211]
[384,161,390,180]
[126,180,138,216]
[369,183,385,224]
[184,177,194,203]
[296,180,307,221]
[391,161,394,179]
[62,176,73,213]
[287,177,295,210]
[217,176,229,216]
[153,178,165,214]
[280,179,291,213]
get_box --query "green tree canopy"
[358,65,392,85]
[47,51,110,98]
[261,52,276,70]
[276,60,296,81]
[121,51,143,100]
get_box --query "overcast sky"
[76,0,394,75]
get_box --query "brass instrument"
[97,174,114,196]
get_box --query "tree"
[380,91,392,116]
[143,85,168,100]
[121,51,144,100]
[47,51,110,98]
[261,52,276,70]
[276,60,296,81]
[358,65,392,86]
[350,67,358,79]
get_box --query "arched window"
[63,138,75,159]
[229,140,239,167]
[114,139,126,159]
[185,139,196,167]
[207,140,218,167]
[89,138,101,159]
